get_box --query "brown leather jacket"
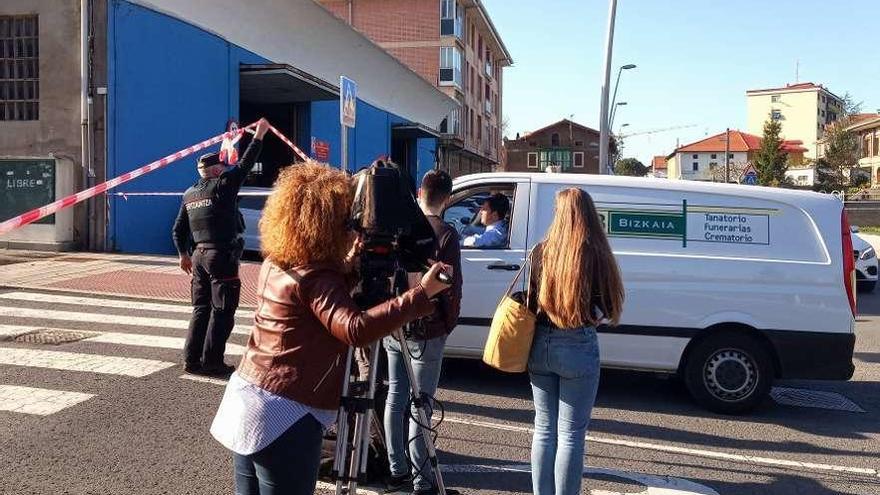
[237,260,434,410]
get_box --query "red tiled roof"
[520,118,599,139]
[651,155,667,170]
[677,130,807,154]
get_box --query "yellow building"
[746,82,844,159]
[848,115,880,187]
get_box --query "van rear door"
[442,177,531,356]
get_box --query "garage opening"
[239,64,337,187]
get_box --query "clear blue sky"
[483,0,880,165]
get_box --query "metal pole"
[609,67,623,129]
[341,124,348,173]
[724,127,730,183]
[598,0,618,175]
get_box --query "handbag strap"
[504,248,534,297]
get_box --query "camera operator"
[209,163,451,495]
[172,118,269,377]
[383,170,462,495]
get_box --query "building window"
[573,152,584,168]
[439,46,463,88]
[821,95,826,103]
[710,153,717,159]
[527,152,538,169]
[692,154,698,159]
[551,133,560,146]
[692,162,699,171]
[771,110,782,120]
[874,136,879,157]
[0,15,39,121]
[728,153,734,159]
[709,162,718,168]
[440,0,463,39]
[821,109,825,117]
[771,95,780,103]
[477,115,482,141]
[528,141,536,147]
[539,149,571,170]
[574,140,584,147]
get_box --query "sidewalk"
[0,249,261,308]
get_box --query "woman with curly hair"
[209,162,450,495]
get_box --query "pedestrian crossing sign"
[340,76,357,128]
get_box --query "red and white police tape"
[0,120,309,235]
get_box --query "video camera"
[349,159,446,306]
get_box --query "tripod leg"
[393,328,447,494]
[334,347,356,495]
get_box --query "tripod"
[332,267,447,495]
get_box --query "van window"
[443,184,515,249]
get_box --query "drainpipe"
[80,0,92,249]
[348,0,353,24]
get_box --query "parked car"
[238,187,271,254]
[851,229,878,293]
[443,173,857,414]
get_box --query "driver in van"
[462,193,510,248]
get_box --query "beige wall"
[0,1,82,249]
[747,90,823,159]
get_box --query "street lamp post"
[609,101,628,132]
[598,0,619,175]
[609,64,636,127]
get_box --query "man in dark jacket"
[172,118,269,376]
[383,169,463,495]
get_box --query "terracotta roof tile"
[651,155,667,170]
[676,130,807,154]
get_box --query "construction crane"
[618,124,698,139]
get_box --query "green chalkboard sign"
[1,159,55,225]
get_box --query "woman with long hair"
[209,163,450,495]
[527,187,625,495]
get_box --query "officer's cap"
[198,152,223,168]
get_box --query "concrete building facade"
[318,0,512,177]
[1,0,454,254]
[504,119,601,174]
[0,2,89,251]
[746,82,844,159]
[848,115,880,188]
[666,130,806,182]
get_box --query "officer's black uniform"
[172,138,262,372]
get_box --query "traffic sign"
[740,163,758,185]
[340,76,357,128]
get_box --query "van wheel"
[683,332,773,414]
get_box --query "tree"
[708,160,751,183]
[754,118,789,186]
[815,93,862,191]
[614,157,648,177]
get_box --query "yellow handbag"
[482,254,536,373]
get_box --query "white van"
[442,173,857,414]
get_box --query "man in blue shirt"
[463,193,510,248]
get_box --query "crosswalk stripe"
[0,291,255,320]
[0,306,250,336]
[84,331,245,355]
[0,347,175,377]
[0,385,94,416]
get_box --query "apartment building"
[746,82,844,159]
[318,0,512,177]
[666,130,806,182]
[503,119,601,174]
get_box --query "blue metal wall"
[107,0,438,254]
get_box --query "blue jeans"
[528,325,600,495]
[232,414,323,495]
[384,334,447,491]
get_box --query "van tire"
[683,332,773,414]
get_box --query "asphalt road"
[0,285,878,495]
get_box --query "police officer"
[172,118,269,376]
